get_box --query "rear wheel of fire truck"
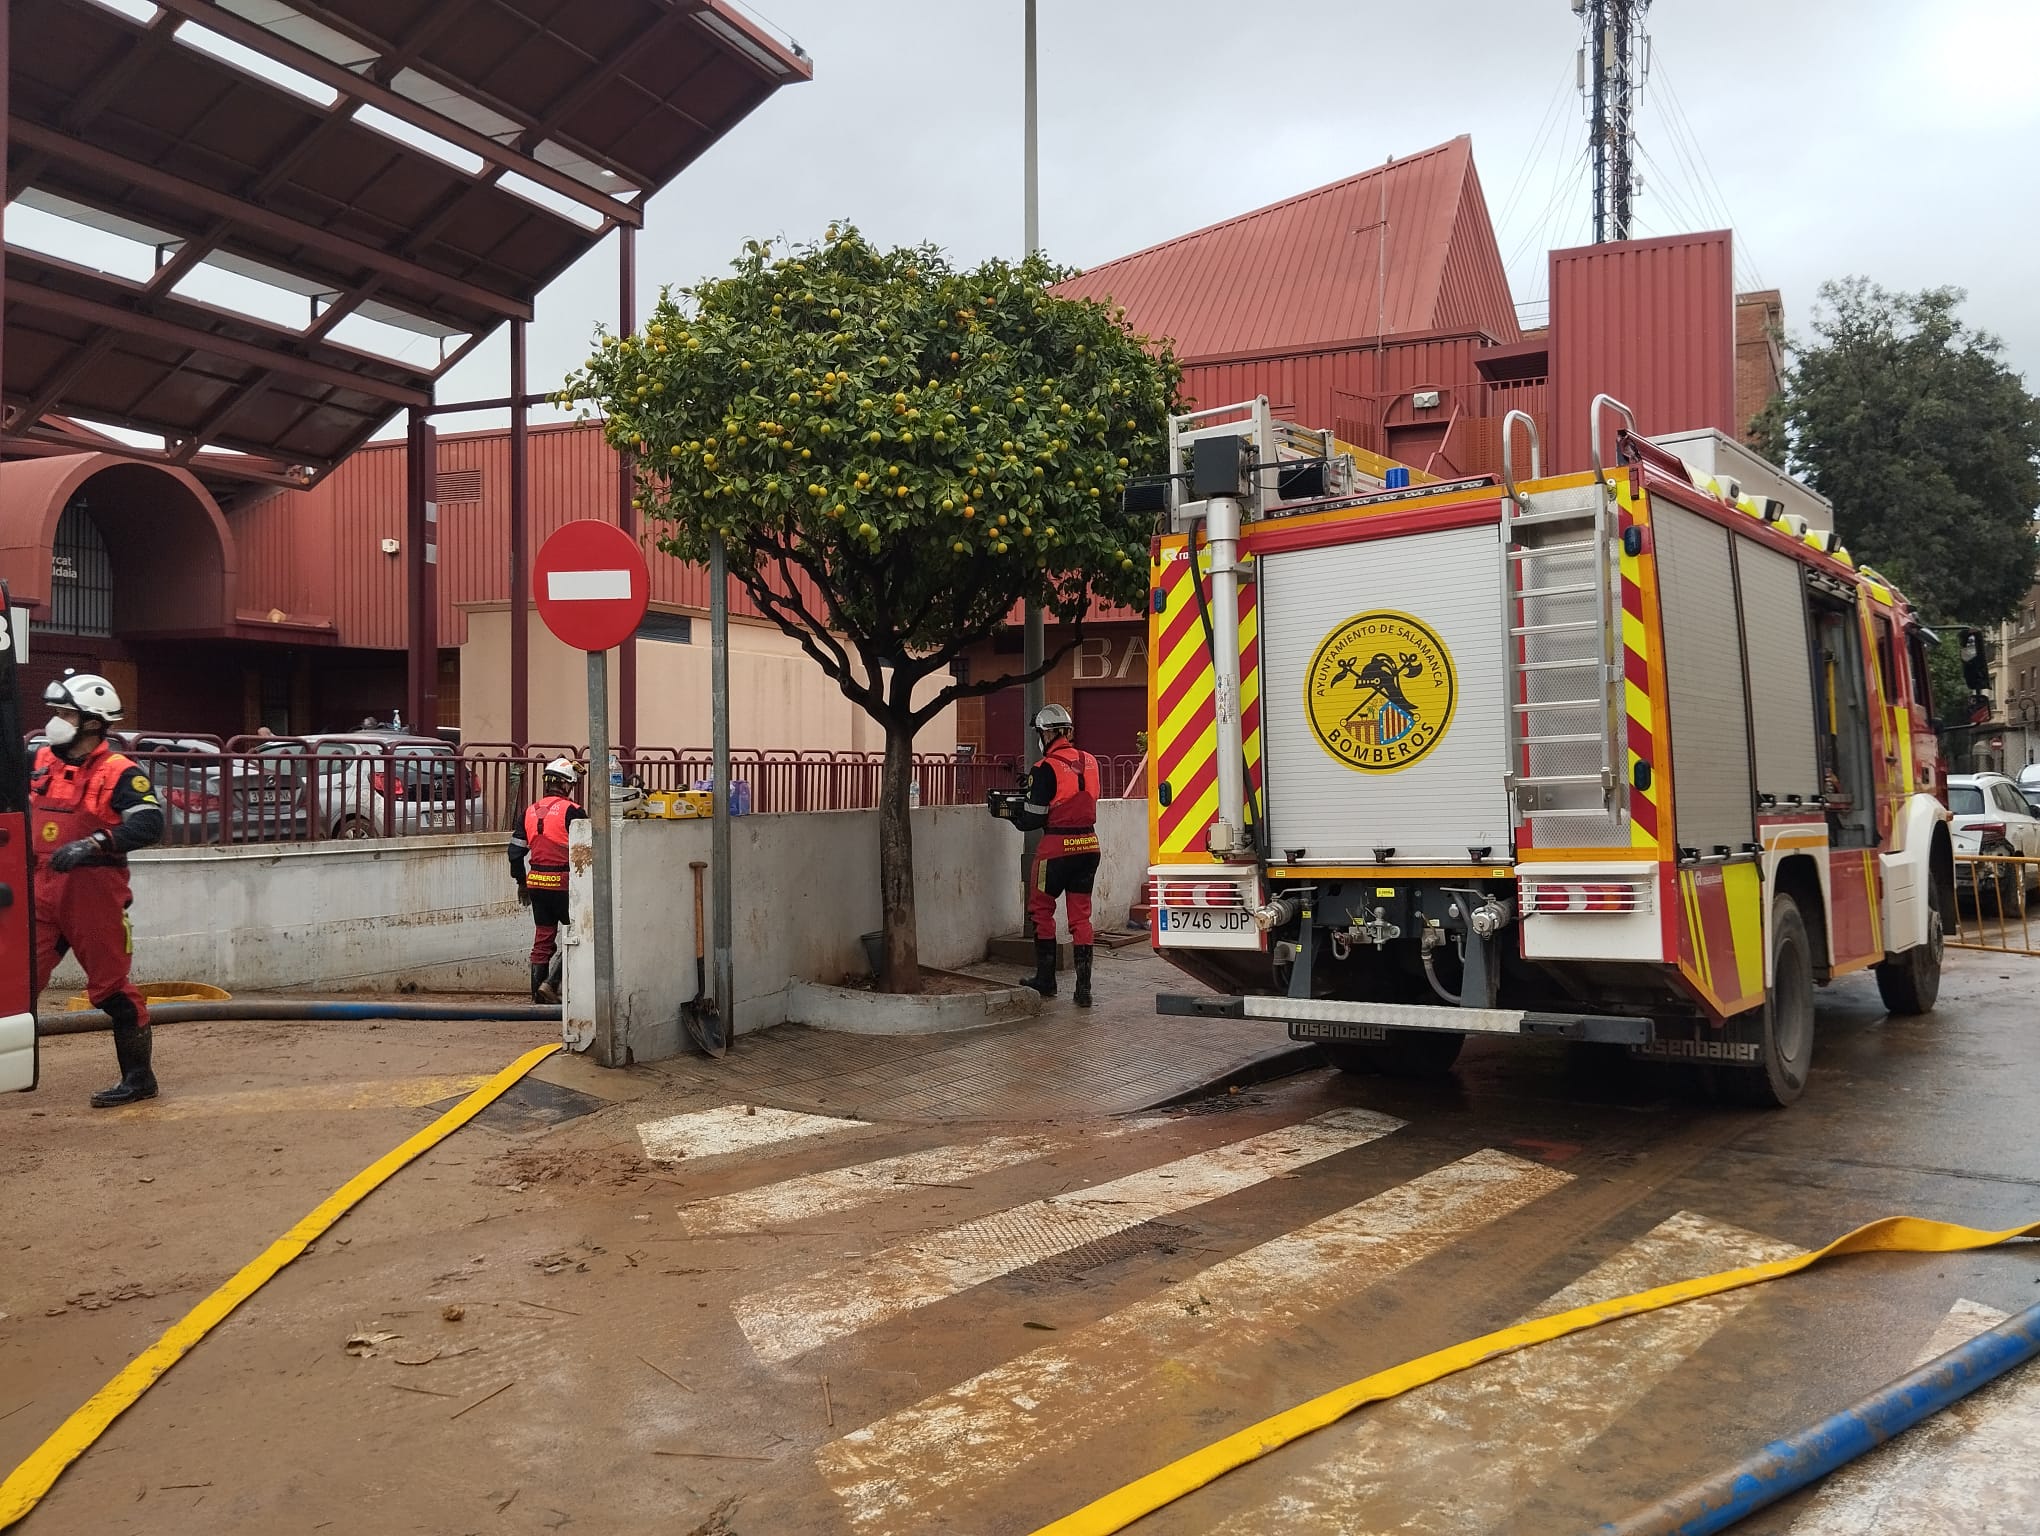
[1723,894,1815,1108]
[1875,859,1947,1015]
[1323,1030,1465,1078]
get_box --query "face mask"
[45,716,78,748]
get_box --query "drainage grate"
[1006,1221,1197,1285]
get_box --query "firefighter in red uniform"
[31,671,165,1106]
[509,758,586,1003]
[1016,704,1102,1008]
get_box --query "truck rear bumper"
[1157,992,1652,1045]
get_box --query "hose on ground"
[39,1000,562,1036]
[1595,1297,2040,1535]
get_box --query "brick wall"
[1735,289,1785,445]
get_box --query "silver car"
[255,732,485,839]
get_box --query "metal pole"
[617,224,639,752]
[709,531,734,1045]
[586,650,620,1064]
[509,319,530,747]
[1020,0,1046,914]
[404,411,439,733]
[1205,494,1246,856]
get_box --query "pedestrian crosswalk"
[630,1099,2039,1534]
[819,1146,1569,1531]
[732,1107,1404,1363]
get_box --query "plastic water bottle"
[908,781,921,808]
[608,751,624,789]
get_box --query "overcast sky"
[424,0,2040,435]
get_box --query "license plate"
[1157,905,1261,950]
[424,812,449,830]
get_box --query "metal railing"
[106,740,1029,847]
[1951,852,2040,956]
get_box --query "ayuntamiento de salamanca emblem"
[1305,610,1457,773]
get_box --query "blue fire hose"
[1594,1298,2040,1535]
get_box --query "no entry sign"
[534,519,650,652]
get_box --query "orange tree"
[561,226,1179,992]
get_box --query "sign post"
[535,520,649,1067]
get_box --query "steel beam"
[510,319,530,747]
[143,0,641,228]
[9,121,532,322]
[9,274,432,407]
[405,410,440,734]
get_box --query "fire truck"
[1144,396,1952,1106]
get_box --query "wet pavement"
[2,949,2037,1534]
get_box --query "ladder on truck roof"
[1498,400,1630,829]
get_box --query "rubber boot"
[1019,938,1057,998]
[1073,945,1094,1009]
[91,1020,157,1108]
[529,963,550,1004]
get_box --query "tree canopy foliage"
[1751,278,2040,627]
[561,225,1181,987]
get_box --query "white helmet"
[542,756,577,785]
[1034,703,1074,735]
[45,670,123,723]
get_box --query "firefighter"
[31,671,165,1106]
[509,758,586,1003]
[1017,703,1102,1008]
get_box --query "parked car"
[253,732,485,839]
[2019,763,2040,797]
[1947,772,2040,903]
[24,731,309,844]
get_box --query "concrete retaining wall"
[573,795,1154,1062]
[46,835,528,998]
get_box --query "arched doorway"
[0,454,238,727]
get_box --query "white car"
[1947,772,2040,900]
[254,732,485,839]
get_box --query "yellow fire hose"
[1027,1213,2040,1536]
[0,1042,560,1529]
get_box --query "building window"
[635,611,693,645]
[48,502,112,638]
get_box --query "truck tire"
[1324,1029,1465,1078]
[1723,894,1815,1108]
[1875,862,1946,1016]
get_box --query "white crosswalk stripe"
[671,1118,1170,1236]
[819,1145,1570,1531]
[1197,1209,1799,1535]
[733,1106,1405,1364]
[1785,1298,2040,1534]
[635,1104,863,1164]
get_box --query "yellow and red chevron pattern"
[1618,497,1664,856]
[1148,537,1263,860]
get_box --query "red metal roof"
[1053,137,1520,363]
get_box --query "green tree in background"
[563,226,1179,991]
[1752,279,2039,724]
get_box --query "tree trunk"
[877,719,923,994]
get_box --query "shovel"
[682,859,725,1057]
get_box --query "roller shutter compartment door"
[1733,541,1822,806]
[1651,503,1755,855]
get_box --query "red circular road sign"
[534,519,650,652]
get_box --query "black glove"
[517,882,532,907]
[50,836,102,874]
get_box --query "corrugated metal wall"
[240,423,823,650]
[1182,332,1494,459]
[1548,231,1736,473]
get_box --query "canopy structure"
[2,0,811,493]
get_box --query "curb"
[1137,1040,1325,1110]
[787,978,1041,1036]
